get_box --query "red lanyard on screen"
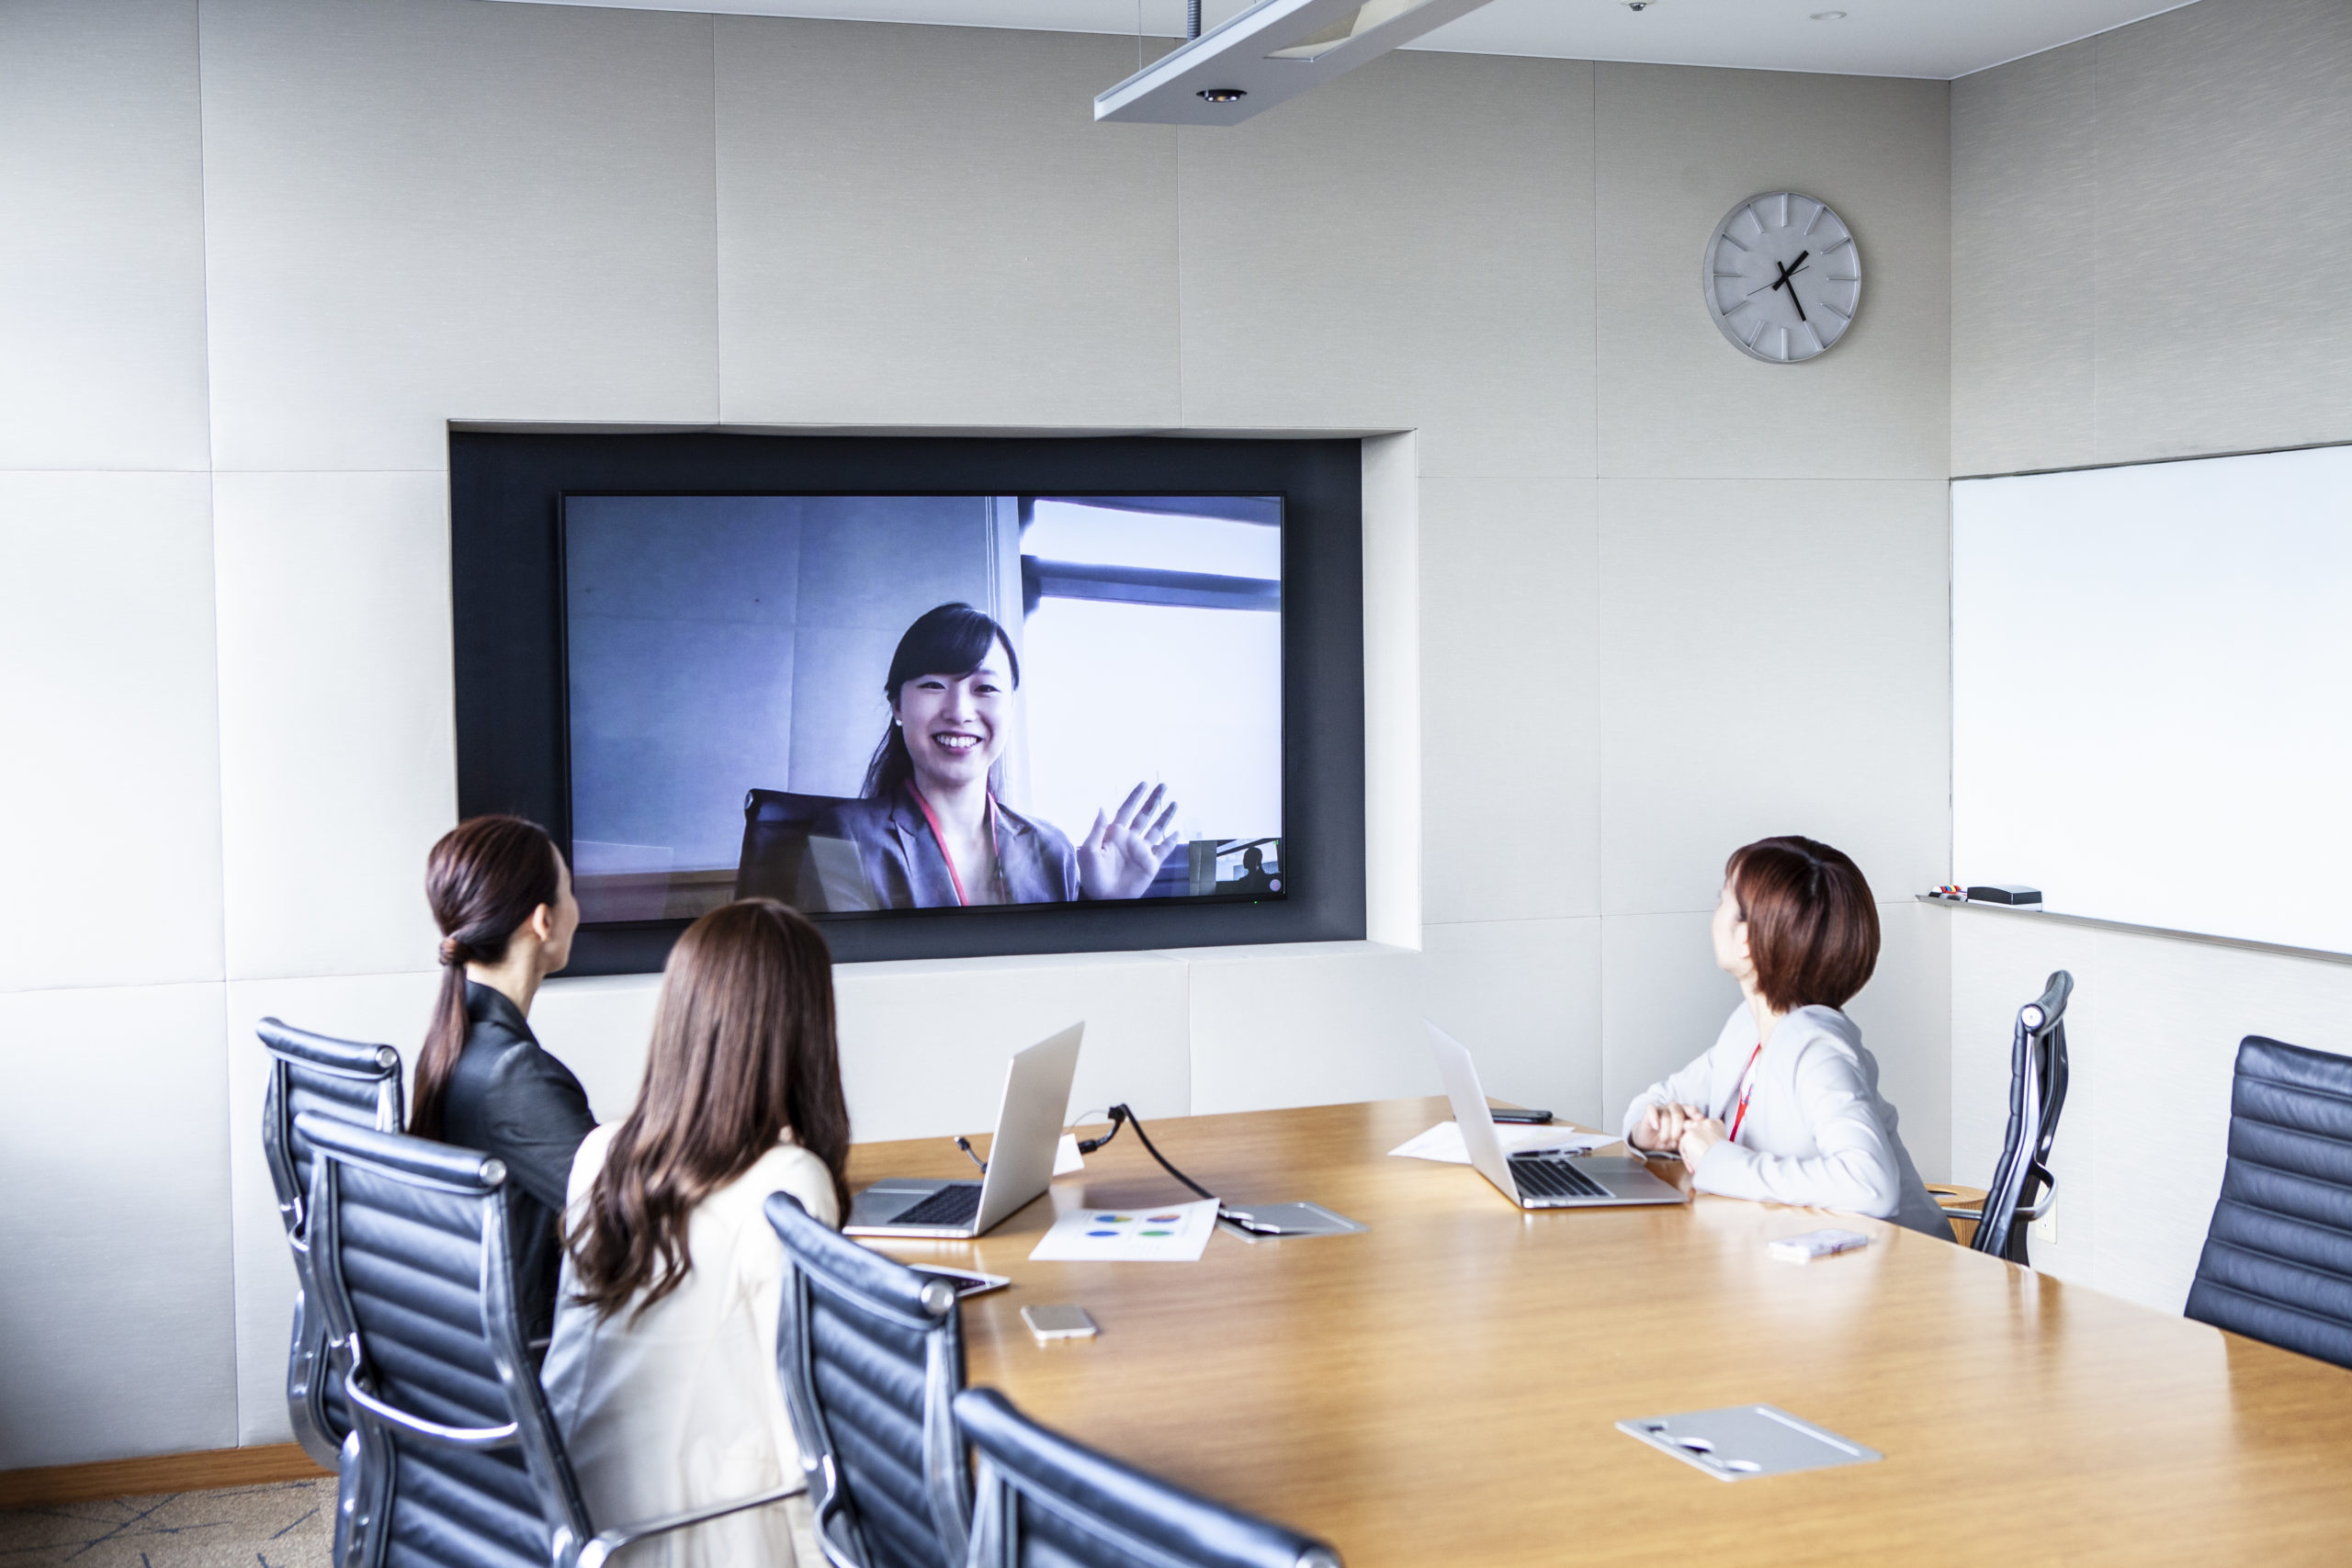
[1726,1043,1764,1145]
[908,785,997,908]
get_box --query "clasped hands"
[1631,1101,1727,1166]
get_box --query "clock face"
[1702,192,1861,364]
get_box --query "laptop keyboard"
[1509,1155,1610,1201]
[888,1183,983,1227]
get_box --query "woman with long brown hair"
[413,814,594,1343]
[541,897,852,1567]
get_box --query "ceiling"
[490,0,2200,80]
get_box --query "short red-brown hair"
[1725,837,1879,1013]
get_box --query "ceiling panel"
[488,0,2202,80]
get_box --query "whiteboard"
[1952,446,2352,954]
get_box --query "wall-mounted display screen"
[561,492,1285,927]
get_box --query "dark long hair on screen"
[567,898,852,1320]
[860,602,1023,800]
[412,815,562,1140]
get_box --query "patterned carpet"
[0,1480,329,1567]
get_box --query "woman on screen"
[1621,836,1952,1239]
[816,603,1180,908]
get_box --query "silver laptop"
[844,1023,1084,1238]
[1426,1021,1686,1210]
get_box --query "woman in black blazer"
[410,815,594,1346]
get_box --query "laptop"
[1425,1021,1686,1210]
[844,1022,1084,1238]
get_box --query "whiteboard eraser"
[1965,885,2041,906]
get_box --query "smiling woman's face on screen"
[893,640,1012,795]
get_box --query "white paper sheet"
[1028,1197,1219,1263]
[1387,1121,1616,1165]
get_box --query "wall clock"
[1702,191,1861,364]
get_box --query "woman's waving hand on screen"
[1078,781,1182,900]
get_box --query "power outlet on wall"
[2030,1203,2058,1245]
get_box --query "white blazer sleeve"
[1689,1037,1906,1219]
[1620,1008,1748,1143]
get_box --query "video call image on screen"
[562,493,1284,925]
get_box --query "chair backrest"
[765,1191,969,1568]
[259,1017,405,1246]
[954,1388,1341,1568]
[736,788,854,907]
[1972,970,2073,1262]
[297,1111,592,1568]
[2185,1036,2352,1369]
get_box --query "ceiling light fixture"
[1810,9,1848,17]
[1095,0,1501,126]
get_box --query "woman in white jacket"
[542,897,852,1565]
[1623,837,1952,1239]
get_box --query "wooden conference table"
[847,1098,2352,1567]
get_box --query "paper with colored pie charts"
[1028,1197,1220,1263]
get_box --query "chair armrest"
[344,1376,518,1447]
[573,1479,808,1568]
[1939,1206,1983,1223]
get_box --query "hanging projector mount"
[1096,0,1501,126]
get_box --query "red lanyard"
[908,785,997,908]
[1726,1043,1764,1144]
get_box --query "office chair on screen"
[2184,1036,2352,1369]
[1935,971,2071,1261]
[295,1112,804,1568]
[737,789,857,908]
[257,1018,405,1471]
[954,1389,1342,1568]
[764,1191,971,1568]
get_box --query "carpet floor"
[0,1479,329,1567]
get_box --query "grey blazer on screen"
[815,788,1080,908]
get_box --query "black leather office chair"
[297,1112,803,1568]
[764,1191,970,1568]
[1939,971,2071,1262]
[2184,1036,2352,1369]
[955,1388,1342,1568]
[258,1018,406,1471]
[737,789,856,909]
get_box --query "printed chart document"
[1388,1122,1615,1165]
[1029,1197,1219,1263]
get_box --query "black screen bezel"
[450,431,1365,973]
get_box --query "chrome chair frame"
[258,1017,405,1471]
[1943,970,2072,1262]
[299,1112,804,1568]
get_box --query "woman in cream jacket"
[541,898,853,1565]
[1623,836,1951,1240]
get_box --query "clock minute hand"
[1772,254,1810,323]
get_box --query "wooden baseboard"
[0,1442,332,1510]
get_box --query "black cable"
[1073,1104,1303,1233]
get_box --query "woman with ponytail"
[542,898,850,1568]
[413,814,594,1343]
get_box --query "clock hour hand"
[1772,253,1810,323]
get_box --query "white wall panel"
[1597,909,1741,1131]
[0,982,235,1466]
[716,19,1181,431]
[0,0,209,472]
[1596,479,1950,918]
[529,973,667,1122]
[1595,64,1950,480]
[1419,477,1598,925]
[1178,52,1596,479]
[0,473,223,993]
[1845,898,1951,1183]
[222,970,440,1445]
[198,0,719,471]
[1423,917,1601,1129]
[2089,0,2352,466]
[836,953,1193,1144]
[1184,942,1431,1115]
[1949,41,2096,478]
[213,472,456,980]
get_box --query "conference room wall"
[1946,0,2352,1313]
[0,0,1951,1465]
